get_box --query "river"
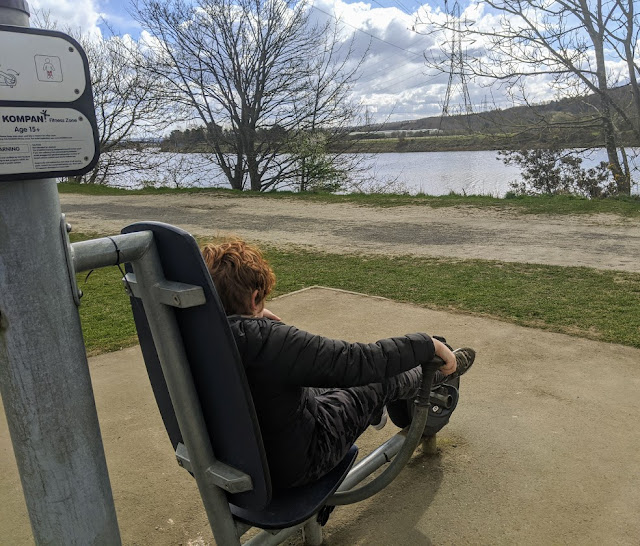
[105,149,638,197]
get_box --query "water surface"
[105,149,638,197]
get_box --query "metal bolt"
[432,405,440,413]
[78,116,83,121]
[74,89,80,95]
[68,46,74,53]
[83,157,89,161]
[122,279,133,297]
[65,223,72,233]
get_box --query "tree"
[79,34,177,184]
[291,131,348,192]
[417,0,640,195]
[500,148,614,197]
[134,0,363,192]
[33,13,174,185]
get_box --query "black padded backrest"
[121,221,271,510]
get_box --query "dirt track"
[60,193,640,272]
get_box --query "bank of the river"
[57,182,640,216]
[163,132,640,155]
[159,133,503,154]
[336,135,640,154]
[59,190,640,272]
[334,133,509,153]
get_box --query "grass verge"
[72,232,640,355]
[58,182,640,216]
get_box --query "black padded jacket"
[228,315,436,488]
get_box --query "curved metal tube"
[71,231,154,273]
[328,357,443,506]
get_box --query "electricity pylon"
[439,0,473,132]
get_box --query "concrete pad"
[2,287,640,545]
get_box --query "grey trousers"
[295,366,422,486]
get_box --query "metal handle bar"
[328,356,443,505]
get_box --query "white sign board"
[0,26,98,181]
[0,31,88,103]
[0,107,96,175]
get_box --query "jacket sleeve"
[233,318,435,388]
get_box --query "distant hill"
[160,85,639,154]
[361,84,639,149]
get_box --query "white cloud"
[326,0,575,122]
[28,0,103,36]
[310,0,444,122]
[26,0,600,124]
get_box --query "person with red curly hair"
[201,240,475,489]
[202,240,279,321]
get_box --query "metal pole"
[72,232,154,272]
[338,433,406,492]
[302,518,324,546]
[243,521,308,546]
[130,242,242,545]
[0,2,122,543]
[0,0,28,24]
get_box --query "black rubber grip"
[415,356,443,408]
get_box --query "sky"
[26,0,552,123]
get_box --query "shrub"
[499,148,615,198]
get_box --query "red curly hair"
[201,240,276,316]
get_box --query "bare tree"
[79,33,175,184]
[604,0,640,125]
[417,0,640,194]
[134,0,363,192]
[33,12,175,185]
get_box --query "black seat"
[121,221,357,528]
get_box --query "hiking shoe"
[433,347,476,385]
[449,347,476,380]
[371,405,388,431]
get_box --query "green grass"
[75,265,140,355]
[266,249,640,348]
[59,182,640,216]
[71,232,640,354]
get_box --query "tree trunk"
[586,5,629,195]
[300,157,307,192]
[231,152,244,190]
[600,101,628,194]
[246,151,260,191]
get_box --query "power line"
[367,71,442,95]
[309,3,443,105]
[357,51,424,84]
[390,0,416,16]
[310,4,424,59]
[365,0,418,17]
[369,0,392,10]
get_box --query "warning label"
[0,106,96,177]
[0,144,30,166]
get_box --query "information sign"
[0,107,96,175]
[0,25,99,181]
[0,31,87,102]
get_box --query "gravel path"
[60,193,640,272]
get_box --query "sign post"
[0,24,100,181]
[0,1,121,543]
